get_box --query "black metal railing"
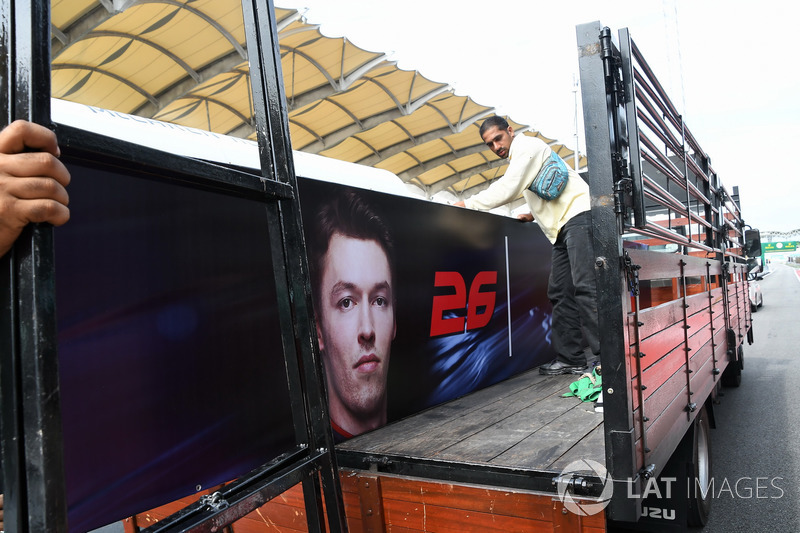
[614,30,747,259]
[578,21,751,524]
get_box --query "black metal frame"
[336,449,607,499]
[576,21,637,522]
[1,0,346,531]
[1,1,68,532]
[577,21,751,524]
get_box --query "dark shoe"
[539,359,587,375]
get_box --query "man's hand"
[516,212,534,223]
[0,120,71,258]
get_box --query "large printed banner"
[297,181,555,430]
[55,162,295,531]
[55,167,555,531]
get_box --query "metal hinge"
[613,154,632,187]
[623,250,641,296]
[199,492,230,512]
[613,165,633,217]
[600,27,627,104]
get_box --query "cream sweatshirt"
[464,134,590,243]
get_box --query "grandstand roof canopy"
[50,0,586,202]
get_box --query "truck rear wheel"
[687,406,712,527]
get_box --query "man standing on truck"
[308,191,396,442]
[454,116,598,375]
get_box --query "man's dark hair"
[479,116,510,138]
[308,190,396,303]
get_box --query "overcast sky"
[278,0,799,233]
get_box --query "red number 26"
[430,271,497,336]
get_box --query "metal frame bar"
[706,261,721,378]
[53,110,341,533]
[53,125,294,200]
[679,259,695,418]
[2,0,346,531]
[238,0,346,531]
[577,20,754,525]
[1,1,69,531]
[335,450,606,498]
[576,21,638,523]
[618,28,647,229]
[622,29,730,258]
[142,448,329,532]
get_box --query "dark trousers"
[547,211,600,365]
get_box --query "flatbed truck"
[127,19,761,533]
[0,3,760,532]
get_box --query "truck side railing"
[610,26,746,262]
[578,21,752,523]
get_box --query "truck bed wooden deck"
[336,368,605,494]
[130,369,609,533]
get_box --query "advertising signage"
[297,180,556,430]
[56,161,295,531]
[56,166,556,530]
[763,241,798,253]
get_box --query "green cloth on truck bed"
[562,368,602,402]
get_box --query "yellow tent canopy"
[50,1,587,202]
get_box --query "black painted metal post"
[1,0,69,531]
[617,28,646,230]
[576,21,639,523]
[240,0,346,531]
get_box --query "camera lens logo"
[555,459,614,516]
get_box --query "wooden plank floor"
[338,369,605,475]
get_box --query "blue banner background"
[56,169,555,531]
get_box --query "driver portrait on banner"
[308,191,397,442]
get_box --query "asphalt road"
[700,262,800,532]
